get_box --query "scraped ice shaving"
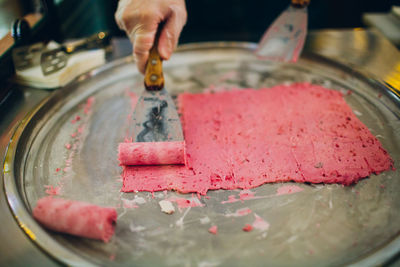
[252,214,270,231]
[159,200,175,214]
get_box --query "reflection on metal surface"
[385,62,400,97]
[2,42,400,266]
[17,219,36,241]
[305,29,400,98]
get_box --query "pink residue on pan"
[83,96,95,114]
[239,190,256,201]
[252,214,270,231]
[167,197,204,209]
[221,190,265,204]
[45,96,96,196]
[242,224,253,232]
[221,195,239,204]
[44,185,61,195]
[225,207,252,217]
[208,225,218,235]
[70,115,81,124]
[276,185,304,196]
[122,199,139,209]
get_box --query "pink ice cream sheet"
[121,83,393,195]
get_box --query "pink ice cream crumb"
[65,143,72,150]
[83,96,95,114]
[44,185,61,196]
[242,224,253,232]
[226,208,252,217]
[208,225,218,235]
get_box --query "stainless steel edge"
[1,32,399,266]
[2,56,136,267]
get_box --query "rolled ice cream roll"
[33,197,117,242]
[118,141,186,166]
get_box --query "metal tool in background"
[132,34,183,143]
[12,31,110,76]
[256,0,310,62]
[40,31,110,76]
[11,18,44,71]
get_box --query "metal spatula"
[40,32,109,76]
[256,0,310,63]
[132,36,183,143]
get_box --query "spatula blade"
[133,88,183,142]
[40,48,69,76]
[256,5,308,63]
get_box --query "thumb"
[129,23,158,74]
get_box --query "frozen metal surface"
[3,42,400,266]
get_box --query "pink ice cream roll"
[33,197,117,242]
[118,141,186,166]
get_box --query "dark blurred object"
[363,6,400,48]
[54,0,119,39]
[179,0,398,43]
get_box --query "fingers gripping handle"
[144,37,164,91]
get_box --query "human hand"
[115,0,187,74]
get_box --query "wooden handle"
[144,38,164,91]
[291,0,310,8]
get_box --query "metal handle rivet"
[150,74,158,81]
[151,59,157,65]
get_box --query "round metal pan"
[3,42,400,266]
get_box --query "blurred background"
[0,0,398,98]
[0,0,398,44]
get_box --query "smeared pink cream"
[221,195,239,204]
[225,207,252,217]
[276,185,304,196]
[44,185,61,195]
[167,197,204,209]
[239,190,256,201]
[71,115,81,124]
